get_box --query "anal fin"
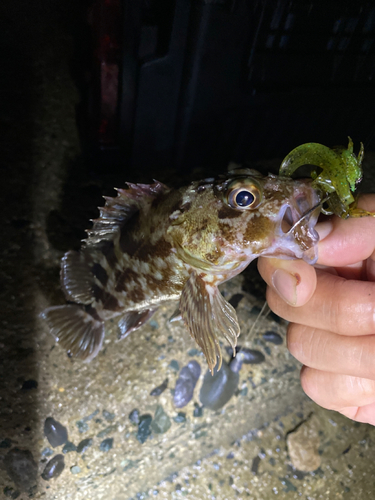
[117,309,156,340]
[179,271,240,373]
[41,305,104,362]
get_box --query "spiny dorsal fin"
[179,271,240,374]
[84,181,168,247]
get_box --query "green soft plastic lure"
[279,137,374,219]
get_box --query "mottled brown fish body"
[42,171,321,372]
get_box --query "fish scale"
[42,170,321,372]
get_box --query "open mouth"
[275,190,323,263]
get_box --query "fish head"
[167,169,322,274]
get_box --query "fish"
[41,168,321,373]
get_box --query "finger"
[266,269,375,336]
[287,323,375,380]
[300,366,375,412]
[257,257,317,307]
[316,194,375,268]
[339,402,375,426]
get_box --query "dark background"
[80,0,375,177]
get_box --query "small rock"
[241,348,265,364]
[0,438,12,449]
[97,425,117,438]
[137,414,152,444]
[150,378,168,396]
[41,455,65,481]
[228,293,244,309]
[4,448,37,491]
[173,360,201,408]
[173,412,186,423]
[193,403,203,417]
[187,348,200,357]
[102,410,115,422]
[44,417,68,447]
[99,438,113,452]
[75,420,88,433]
[169,360,180,371]
[21,379,38,390]
[129,409,140,425]
[199,362,239,410]
[82,409,100,422]
[62,441,77,454]
[286,416,321,471]
[70,466,81,474]
[151,406,171,434]
[3,486,20,499]
[77,438,93,454]
[263,331,283,345]
[251,455,261,474]
[41,447,54,457]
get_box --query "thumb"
[257,257,317,307]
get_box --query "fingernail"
[316,220,333,241]
[272,268,298,306]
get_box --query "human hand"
[258,194,375,425]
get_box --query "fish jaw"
[258,180,322,264]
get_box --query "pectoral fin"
[179,271,240,373]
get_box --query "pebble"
[137,414,153,444]
[62,441,77,454]
[226,346,266,365]
[150,378,168,396]
[263,331,283,345]
[173,360,201,408]
[199,362,239,410]
[41,447,54,457]
[286,416,321,471]
[151,406,171,434]
[76,420,88,433]
[228,293,244,309]
[173,412,186,423]
[21,379,38,390]
[77,438,93,454]
[102,410,115,421]
[169,360,180,371]
[99,438,113,452]
[0,438,12,449]
[187,348,201,357]
[3,486,20,499]
[97,425,117,438]
[41,455,65,481]
[193,403,203,417]
[4,448,37,490]
[44,417,68,448]
[129,409,140,425]
[251,455,261,474]
[70,466,81,474]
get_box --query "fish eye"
[226,179,262,210]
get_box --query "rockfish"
[42,169,321,372]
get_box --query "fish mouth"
[272,187,323,264]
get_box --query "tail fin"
[41,305,105,362]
